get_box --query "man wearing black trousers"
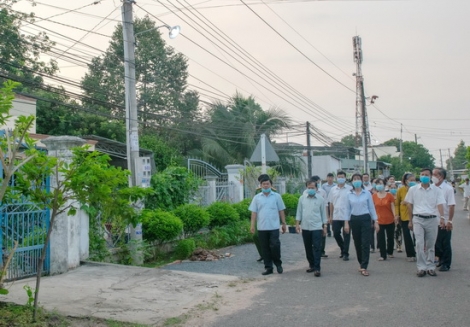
[327,171,352,261]
[432,168,455,271]
[249,176,287,275]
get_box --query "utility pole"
[448,148,454,181]
[122,0,143,264]
[306,122,312,178]
[415,134,418,144]
[353,36,369,174]
[439,149,444,167]
[399,123,403,163]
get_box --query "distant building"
[6,95,37,133]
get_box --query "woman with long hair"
[373,179,397,260]
[395,173,417,261]
[345,173,379,276]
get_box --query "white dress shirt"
[327,184,352,221]
[404,184,445,216]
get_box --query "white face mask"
[431,176,440,184]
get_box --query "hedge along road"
[165,192,470,327]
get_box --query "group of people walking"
[249,168,457,278]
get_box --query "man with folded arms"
[405,168,445,277]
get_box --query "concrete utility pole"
[399,123,403,163]
[353,36,370,174]
[448,148,454,181]
[122,0,143,264]
[306,122,312,178]
[439,149,444,167]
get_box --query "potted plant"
[286,216,297,234]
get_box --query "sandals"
[360,269,370,276]
[388,255,394,258]
[378,257,385,261]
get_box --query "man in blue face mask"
[249,176,287,275]
[296,180,327,276]
[404,168,446,277]
[327,171,352,261]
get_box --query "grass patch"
[0,301,150,327]
[162,315,189,326]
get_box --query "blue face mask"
[390,189,397,195]
[420,176,430,184]
[352,180,362,188]
[307,189,316,196]
[262,188,271,193]
[372,183,376,189]
[376,185,385,191]
[363,181,370,185]
[337,178,346,184]
[408,181,417,187]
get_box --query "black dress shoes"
[314,271,321,277]
[439,266,450,272]
[343,255,349,261]
[262,269,273,275]
[276,265,283,274]
[306,268,315,273]
[257,257,263,262]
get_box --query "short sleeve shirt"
[249,191,286,230]
[404,184,445,216]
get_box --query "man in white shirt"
[327,171,352,261]
[459,178,470,211]
[432,168,455,272]
[405,168,445,277]
[322,173,337,237]
[362,173,372,192]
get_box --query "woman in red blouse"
[373,179,397,260]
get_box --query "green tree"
[0,80,38,294]
[80,16,200,147]
[378,155,414,179]
[16,147,148,321]
[139,133,182,172]
[402,141,434,169]
[447,140,467,170]
[200,93,291,168]
[329,134,360,158]
[0,1,58,88]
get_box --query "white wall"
[302,155,341,179]
[4,95,37,133]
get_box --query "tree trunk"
[32,208,57,322]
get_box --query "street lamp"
[121,0,180,264]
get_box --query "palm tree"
[199,93,293,170]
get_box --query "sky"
[11,0,470,164]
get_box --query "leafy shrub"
[286,216,296,226]
[206,220,251,248]
[282,193,300,217]
[174,238,196,260]
[207,202,240,228]
[231,198,252,221]
[173,204,210,236]
[145,166,202,211]
[140,209,183,243]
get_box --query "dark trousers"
[258,229,282,270]
[377,223,395,259]
[350,214,372,269]
[332,220,350,256]
[401,220,416,257]
[253,225,263,257]
[370,221,376,250]
[435,227,452,268]
[302,229,322,271]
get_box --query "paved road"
[167,193,470,327]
